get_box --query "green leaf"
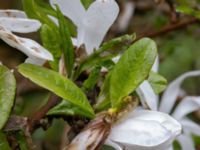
[176,5,200,19]
[74,34,136,79]
[35,0,77,36]
[40,24,61,71]
[56,6,74,77]
[148,71,167,94]
[0,132,11,150]
[74,54,115,80]
[81,0,94,9]
[35,0,57,17]
[48,100,94,118]
[97,34,136,55]
[95,73,112,111]
[22,0,58,30]
[110,38,157,108]
[0,66,16,130]
[82,66,101,91]
[101,145,115,150]
[18,64,95,118]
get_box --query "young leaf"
[35,0,57,17]
[48,100,94,118]
[82,66,101,91]
[148,71,167,94]
[0,66,16,130]
[22,0,57,30]
[18,64,95,118]
[110,38,157,108]
[57,6,74,77]
[176,5,200,19]
[74,34,135,79]
[40,24,61,71]
[95,73,112,111]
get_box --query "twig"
[27,94,60,133]
[137,17,198,40]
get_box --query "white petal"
[180,118,200,136]
[71,38,78,46]
[159,71,200,114]
[48,15,59,26]
[25,57,46,66]
[50,0,86,26]
[128,110,182,137]
[78,0,119,54]
[0,17,41,33]
[176,134,195,150]
[0,25,53,64]
[109,110,181,150]
[172,96,200,120]
[117,1,135,32]
[136,81,158,110]
[110,119,171,150]
[152,56,159,72]
[105,140,123,150]
[0,9,27,18]
[112,55,121,63]
[165,146,174,150]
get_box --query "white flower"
[136,56,159,111]
[117,1,135,32]
[0,10,53,65]
[138,70,200,150]
[108,109,181,150]
[50,0,119,55]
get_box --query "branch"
[27,94,60,133]
[137,17,198,40]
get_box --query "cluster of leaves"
[174,0,200,19]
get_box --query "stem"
[137,18,198,40]
[27,94,60,133]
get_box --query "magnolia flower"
[107,109,181,150]
[136,57,159,111]
[0,10,53,65]
[139,70,200,150]
[65,110,181,150]
[117,1,135,32]
[50,0,119,55]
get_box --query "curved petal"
[78,0,119,54]
[172,96,200,120]
[136,81,158,110]
[50,0,86,26]
[0,25,53,64]
[152,56,159,72]
[176,134,195,150]
[112,55,121,63]
[0,18,41,33]
[48,15,59,26]
[105,140,123,150]
[128,110,182,137]
[159,71,200,114]
[109,110,181,150]
[25,57,46,66]
[165,146,173,150]
[180,118,200,136]
[117,1,135,32]
[0,9,27,18]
